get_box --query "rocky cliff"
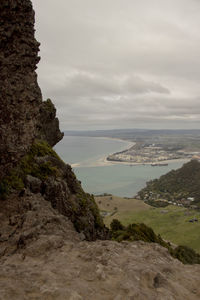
[0,0,41,177]
[0,0,63,179]
[0,1,200,299]
[0,0,108,241]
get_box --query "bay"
[54,136,187,197]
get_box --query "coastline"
[72,155,190,169]
[71,137,135,168]
[102,157,190,167]
[87,136,135,149]
[69,136,190,168]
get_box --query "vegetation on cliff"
[110,219,171,247]
[0,140,108,240]
[110,219,200,264]
[0,140,59,199]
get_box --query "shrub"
[172,245,200,264]
[110,219,124,231]
[110,218,200,265]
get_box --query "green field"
[95,196,200,253]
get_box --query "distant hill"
[64,129,200,151]
[138,159,200,205]
[64,129,200,139]
[64,128,151,140]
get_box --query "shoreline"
[71,137,135,168]
[68,136,190,168]
[103,157,190,166]
[72,156,190,168]
[65,134,134,145]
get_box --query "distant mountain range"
[64,129,200,140]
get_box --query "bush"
[172,245,200,264]
[110,219,200,265]
[110,219,124,231]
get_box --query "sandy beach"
[71,156,190,168]
[71,138,135,168]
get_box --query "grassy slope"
[96,195,150,214]
[95,195,200,253]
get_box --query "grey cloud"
[49,71,170,98]
[56,93,200,129]
[32,0,200,130]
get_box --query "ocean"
[54,136,186,197]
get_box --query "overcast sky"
[32,0,200,130]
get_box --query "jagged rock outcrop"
[36,98,64,147]
[0,0,41,178]
[0,0,63,179]
[0,0,108,241]
[0,139,109,241]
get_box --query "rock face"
[0,0,63,179]
[0,0,108,241]
[0,140,109,241]
[0,0,41,178]
[36,98,64,147]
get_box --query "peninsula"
[107,142,197,165]
[64,129,200,165]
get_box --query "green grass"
[105,204,200,253]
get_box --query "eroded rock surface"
[0,140,109,241]
[36,98,64,147]
[0,0,41,177]
[0,192,200,299]
[0,0,63,179]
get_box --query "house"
[187,197,195,202]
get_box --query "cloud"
[47,70,170,98]
[32,0,200,130]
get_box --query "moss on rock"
[74,189,105,234]
[0,140,59,199]
[0,139,109,240]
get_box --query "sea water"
[54,136,186,197]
